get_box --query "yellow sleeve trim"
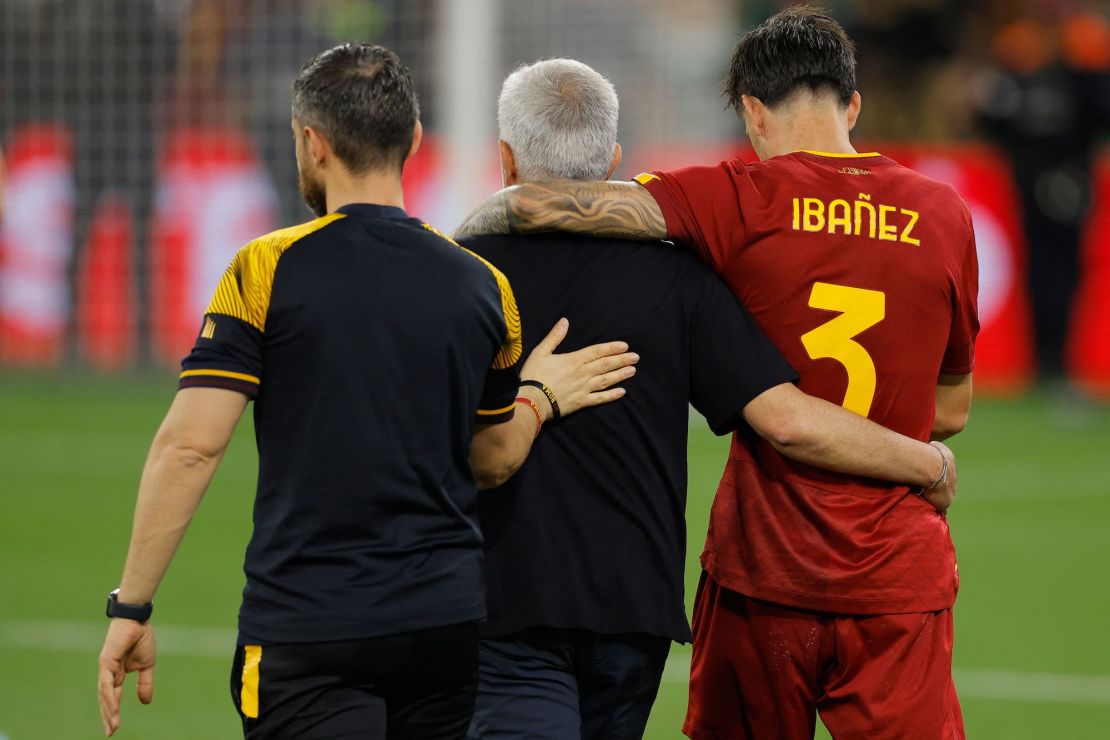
[477,402,516,417]
[206,213,346,332]
[633,172,660,185]
[421,223,524,370]
[240,645,261,719]
[796,150,882,158]
[180,369,261,385]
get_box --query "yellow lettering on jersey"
[854,194,876,238]
[878,205,898,241]
[900,208,921,246]
[790,193,920,246]
[827,199,851,235]
[802,198,825,232]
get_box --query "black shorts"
[230,621,479,739]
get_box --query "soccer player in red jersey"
[456,6,976,738]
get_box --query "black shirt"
[180,204,521,644]
[460,235,796,643]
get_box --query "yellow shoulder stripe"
[206,213,346,332]
[422,223,523,370]
[633,172,659,185]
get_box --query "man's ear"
[498,139,519,187]
[406,120,423,162]
[846,91,862,132]
[740,95,766,138]
[304,126,331,167]
[605,143,622,180]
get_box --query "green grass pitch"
[1,374,1109,738]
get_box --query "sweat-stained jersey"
[637,151,979,614]
[179,203,522,644]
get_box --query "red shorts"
[684,572,965,740]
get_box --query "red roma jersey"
[638,150,979,614]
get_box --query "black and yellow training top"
[179,203,522,644]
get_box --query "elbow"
[473,461,519,491]
[932,409,969,441]
[760,411,807,451]
[151,432,224,470]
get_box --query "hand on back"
[521,318,638,419]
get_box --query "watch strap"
[106,588,153,623]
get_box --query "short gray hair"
[498,59,619,182]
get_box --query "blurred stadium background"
[1,0,1109,738]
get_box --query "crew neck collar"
[335,203,410,220]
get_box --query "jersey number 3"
[800,282,886,417]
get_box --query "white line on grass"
[661,655,1110,706]
[5,620,1110,706]
[0,619,235,658]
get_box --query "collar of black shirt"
[335,203,410,220]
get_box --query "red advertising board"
[0,125,74,366]
[148,129,278,366]
[0,130,1107,394]
[887,146,1036,394]
[1070,161,1110,397]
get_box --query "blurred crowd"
[825,0,1110,384]
[0,0,1108,385]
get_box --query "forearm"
[469,388,547,489]
[455,181,666,240]
[775,398,942,486]
[746,386,943,487]
[116,439,224,603]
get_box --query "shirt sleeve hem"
[634,175,680,240]
[940,341,975,376]
[475,406,515,425]
[705,372,800,436]
[178,371,260,398]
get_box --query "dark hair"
[292,42,420,174]
[724,4,856,111]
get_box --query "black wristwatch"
[106,588,153,623]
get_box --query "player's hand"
[98,619,156,736]
[923,441,957,514]
[521,317,638,418]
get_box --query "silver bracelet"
[923,444,948,492]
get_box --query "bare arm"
[98,387,247,736]
[743,384,955,512]
[933,373,972,441]
[455,181,667,240]
[469,318,638,489]
[469,385,550,490]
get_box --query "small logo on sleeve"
[201,317,217,339]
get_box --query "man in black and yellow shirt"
[96,44,638,739]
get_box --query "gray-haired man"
[460,59,955,740]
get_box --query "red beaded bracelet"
[515,396,544,438]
